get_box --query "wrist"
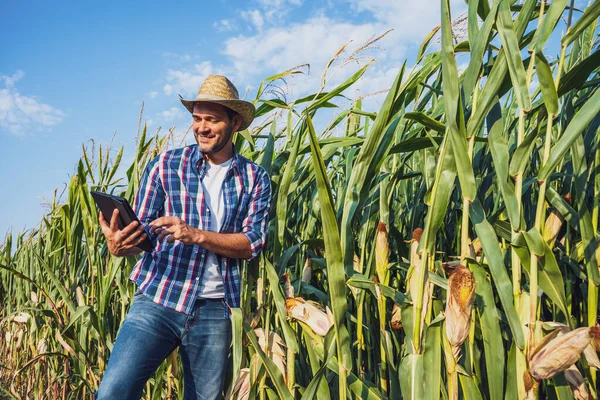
[194,229,205,246]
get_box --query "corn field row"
[2,0,600,399]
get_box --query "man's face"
[192,102,240,156]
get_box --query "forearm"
[195,230,252,260]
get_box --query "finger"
[150,216,181,228]
[99,213,110,233]
[157,227,174,242]
[109,209,120,231]
[121,225,145,246]
[166,234,175,244]
[120,220,140,237]
[149,224,163,234]
[133,230,149,246]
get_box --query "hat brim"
[180,95,255,131]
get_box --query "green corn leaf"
[468,0,536,136]
[458,373,484,400]
[471,262,504,400]
[512,231,570,319]
[463,3,499,97]
[496,0,532,111]
[423,314,442,400]
[404,112,446,133]
[264,257,299,353]
[530,0,569,52]
[441,0,477,201]
[340,65,405,275]
[469,200,525,349]
[538,88,600,182]
[399,354,424,400]
[488,115,522,231]
[307,114,352,394]
[535,52,559,114]
[562,0,600,46]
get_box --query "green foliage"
[1,2,600,399]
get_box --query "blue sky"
[0,0,586,239]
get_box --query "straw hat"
[179,75,255,131]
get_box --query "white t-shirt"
[196,157,233,298]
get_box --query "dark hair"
[224,107,239,122]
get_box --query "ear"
[232,114,242,132]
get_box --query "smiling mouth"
[197,135,215,140]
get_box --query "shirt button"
[196,277,200,281]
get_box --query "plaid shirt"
[129,144,271,315]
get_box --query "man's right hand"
[99,209,147,257]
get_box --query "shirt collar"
[193,143,242,176]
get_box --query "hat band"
[192,93,239,102]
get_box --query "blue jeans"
[95,293,231,400]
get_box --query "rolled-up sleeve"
[133,156,165,244]
[241,168,272,260]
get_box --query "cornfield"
[2,0,600,398]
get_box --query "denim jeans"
[95,292,231,400]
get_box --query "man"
[96,75,271,400]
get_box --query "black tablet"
[90,191,154,252]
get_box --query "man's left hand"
[150,217,199,245]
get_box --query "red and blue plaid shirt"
[129,144,271,315]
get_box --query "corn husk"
[391,303,402,330]
[470,237,482,257]
[227,368,250,400]
[15,329,24,351]
[285,297,333,336]
[444,265,476,359]
[540,322,600,369]
[76,286,85,307]
[375,222,390,286]
[11,312,31,325]
[583,341,600,369]
[529,325,599,381]
[302,257,312,283]
[30,291,39,305]
[254,328,286,379]
[543,209,564,248]
[565,364,591,400]
[407,228,431,336]
[256,277,264,307]
[249,305,263,329]
[282,273,294,299]
[37,339,47,355]
[353,253,362,274]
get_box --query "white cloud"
[255,0,303,21]
[147,91,159,99]
[241,10,265,32]
[0,71,65,135]
[223,17,391,82]
[214,19,235,32]
[162,61,218,97]
[157,107,184,122]
[347,0,466,41]
[152,0,468,119]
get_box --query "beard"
[195,125,234,155]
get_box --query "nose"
[196,120,209,134]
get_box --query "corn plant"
[2,1,600,399]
